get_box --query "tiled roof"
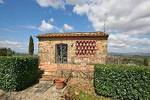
[36,31,109,38]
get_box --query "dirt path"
[0,81,66,100]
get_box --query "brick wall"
[38,36,108,66]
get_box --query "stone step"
[44,71,57,76]
[40,75,57,81]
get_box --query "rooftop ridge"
[36,31,109,38]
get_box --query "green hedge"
[94,64,150,100]
[0,56,39,91]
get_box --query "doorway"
[55,43,68,63]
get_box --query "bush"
[94,64,150,100]
[0,56,39,91]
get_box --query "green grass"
[66,86,111,100]
[79,90,110,100]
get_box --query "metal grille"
[55,43,68,63]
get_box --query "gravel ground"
[0,81,66,100]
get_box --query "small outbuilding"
[36,31,109,77]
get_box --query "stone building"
[37,32,108,80]
[36,32,109,79]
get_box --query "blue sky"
[0,0,150,53]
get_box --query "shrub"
[94,64,150,100]
[0,56,39,91]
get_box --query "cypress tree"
[28,36,34,55]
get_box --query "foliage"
[94,64,150,100]
[0,56,39,91]
[0,48,15,56]
[28,36,34,55]
[143,58,149,66]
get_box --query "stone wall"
[38,36,108,66]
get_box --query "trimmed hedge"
[94,64,150,100]
[0,56,39,91]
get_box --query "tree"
[28,36,34,55]
[0,48,15,56]
[143,58,149,66]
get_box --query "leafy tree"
[28,36,34,55]
[0,48,7,56]
[0,48,15,56]
[143,58,149,66]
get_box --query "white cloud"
[0,40,21,49]
[36,0,65,9]
[72,0,150,53]
[36,0,86,8]
[36,0,150,53]
[73,4,89,15]
[108,34,150,53]
[65,0,85,6]
[0,40,38,54]
[49,18,54,23]
[62,24,73,31]
[0,28,17,32]
[63,24,73,31]
[19,19,73,33]
[37,0,150,35]
[73,0,150,35]
[0,0,4,4]
[39,20,54,32]
[19,25,38,30]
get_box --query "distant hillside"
[109,52,150,57]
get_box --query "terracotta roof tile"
[36,31,109,38]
